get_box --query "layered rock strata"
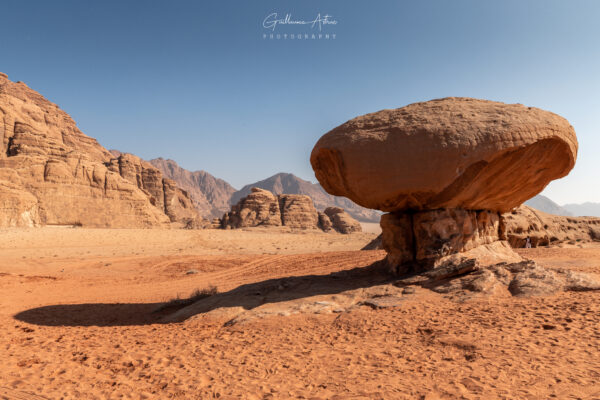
[0,73,200,227]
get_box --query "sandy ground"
[1,227,600,399]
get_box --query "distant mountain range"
[145,157,381,222]
[524,195,572,216]
[525,195,600,217]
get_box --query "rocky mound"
[311,98,578,273]
[0,73,200,227]
[221,188,361,233]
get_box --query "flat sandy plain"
[1,227,600,399]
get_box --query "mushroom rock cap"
[310,97,578,213]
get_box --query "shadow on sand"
[14,261,393,327]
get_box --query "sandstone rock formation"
[503,205,600,247]
[222,188,282,228]
[323,207,362,234]
[311,98,578,273]
[278,194,319,229]
[311,97,577,213]
[221,187,361,233]
[230,172,381,222]
[0,73,200,227]
[149,157,236,218]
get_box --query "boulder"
[311,97,577,213]
[324,207,362,234]
[0,73,201,227]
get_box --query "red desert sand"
[1,227,600,399]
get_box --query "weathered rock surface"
[367,205,600,253]
[380,209,504,273]
[278,194,319,229]
[164,256,600,325]
[403,259,600,300]
[311,97,577,213]
[221,187,361,233]
[222,188,282,228]
[0,73,200,227]
[502,205,600,247]
[149,157,236,218]
[317,211,333,232]
[324,207,362,234]
[313,97,579,273]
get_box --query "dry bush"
[153,285,218,313]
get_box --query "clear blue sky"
[1,0,598,204]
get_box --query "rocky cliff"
[0,73,199,227]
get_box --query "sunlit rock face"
[0,72,200,227]
[311,97,577,272]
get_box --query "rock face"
[502,205,600,247]
[311,98,578,272]
[380,209,501,271]
[230,172,381,222]
[311,97,577,213]
[0,73,200,227]
[222,188,361,233]
[222,188,282,228]
[149,157,236,218]
[323,207,362,234]
[278,194,319,229]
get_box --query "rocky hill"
[148,158,235,218]
[0,72,200,228]
[230,173,381,222]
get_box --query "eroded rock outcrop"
[221,188,282,228]
[311,97,578,273]
[502,205,600,247]
[221,188,361,233]
[278,194,319,229]
[323,207,362,234]
[0,73,200,227]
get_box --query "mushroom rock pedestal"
[381,208,508,274]
[310,98,600,296]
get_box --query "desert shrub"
[153,285,218,313]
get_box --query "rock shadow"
[14,261,392,327]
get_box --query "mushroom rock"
[311,97,578,273]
